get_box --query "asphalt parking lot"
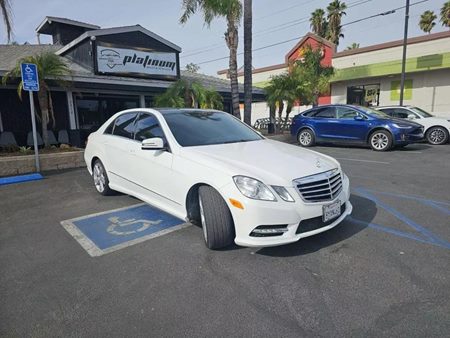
[1,142,449,337]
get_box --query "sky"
[1,0,446,75]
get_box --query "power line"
[182,0,372,59]
[194,0,429,66]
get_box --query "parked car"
[376,106,450,145]
[291,104,424,151]
[84,108,352,249]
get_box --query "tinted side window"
[336,107,363,119]
[112,113,137,139]
[134,113,166,142]
[392,109,409,119]
[379,108,395,116]
[313,107,336,118]
[302,109,317,117]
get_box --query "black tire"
[426,126,449,145]
[198,186,235,249]
[297,128,315,147]
[369,130,392,151]
[92,159,114,196]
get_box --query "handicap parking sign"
[20,63,39,91]
[61,203,188,256]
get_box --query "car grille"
[294,169,342,203]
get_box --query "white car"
[84,108,352,249]
[377,106,450,145]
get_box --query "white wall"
[331,68,450,116]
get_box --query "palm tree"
[180,0,242,118]
[326,0,347,46]
[243,0,252,125]
[266,73,301,132]
[440,1,450,29]
[310,9,327,38]
[346,42,360,50]
[2,52,71,147]
[0,0,13,42]
[155,79,223,110]
[419,10,437,33]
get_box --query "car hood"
[180,139,340,186]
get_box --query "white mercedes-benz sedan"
[84,108,352,249]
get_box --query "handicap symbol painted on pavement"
[61,203,188,257]
[349,187,450,250]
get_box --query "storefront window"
[347,84,380,107]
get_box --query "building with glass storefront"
[0,17,265,147]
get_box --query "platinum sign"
[97,45,177,77]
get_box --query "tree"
[243,0,252,125]
[419,10,437,33]
[346,42,360,50]
[326,0,347,46]
[2,52,71,147]
[440,1,450,28]
[265,73,303,132]
[0,0,13,42]
[154,79,223,110]
[292,45,334,106]
[185,62,200,73]
[180,0,242,118]
[310,9,327,38]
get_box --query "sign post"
[20,63,40,172]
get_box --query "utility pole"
[399,0,410,106]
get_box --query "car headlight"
[233,176,276,201]
[271,186,295,202]
[392,123,413,129]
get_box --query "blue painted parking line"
[0,173,43,185]
[61,203,189,257]
[349,187,450,250]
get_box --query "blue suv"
[290,104,424,151]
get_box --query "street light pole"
[399,0,410,106]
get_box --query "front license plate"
[323,201,341,222]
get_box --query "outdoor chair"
[58,130,69,144]
[47,130,58,145]
[0,131,18,147]
[27,131,44,147]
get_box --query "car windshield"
[356,106,390,118]
[410,107,433,118]
[162,110,263,147]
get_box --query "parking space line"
[335,158,390,164]
[60,203,190,257]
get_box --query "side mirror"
[407,114,416,120]
[141,137,164,150]
[354,115,364,121]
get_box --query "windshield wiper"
[221,139,253,144]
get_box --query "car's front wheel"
[297,129,315,147]
[92,159,114,196]
[198,186,235,249]
[369,130,392,151]
[426,126,449,145]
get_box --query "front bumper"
[394,128,424,144]
[219,174,352,247]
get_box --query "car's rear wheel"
[198,186,235,249]
[426,126,449,145]
[369,130,392,151]
[92,159,114,196]
[297,129,315,147]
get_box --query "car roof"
[153,108,225,115]
[377,105,414,109]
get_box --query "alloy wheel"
[371,133,389,150]
[199,196,208,242]
[93,163,106,193]
[299,131,312,146]
[428,128,446,145]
